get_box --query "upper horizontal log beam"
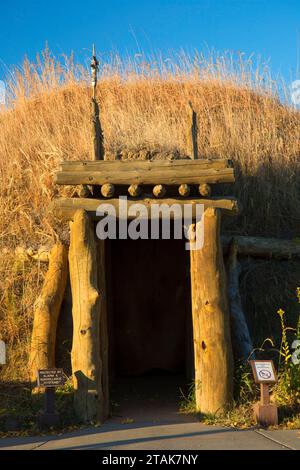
[59,158,232,171]
[51,197,239,221]
[55,159,234,186]
[56,168,234,186]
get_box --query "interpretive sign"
[37,369,66,388]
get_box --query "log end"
[178,184,191,197]
[153,184,167,198]
[101,184,115,198]
[128,184,142,197]
[199,183,211,197]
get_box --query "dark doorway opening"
[106,237,194,422]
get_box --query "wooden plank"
[55,167,234,186]
[59,158,232,172]
[51,197,239,221]
[190,208,233,413]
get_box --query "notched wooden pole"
[29,243,68,389]
[190,208,233,414]
[69,209,105,423]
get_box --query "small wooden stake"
[91,45,105,161]
[187,101,198,160]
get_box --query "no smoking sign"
[250,360,277,384]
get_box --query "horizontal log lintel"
[51,197,239,221]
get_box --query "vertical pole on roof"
[91,44,105,161]
[187,101,198,160]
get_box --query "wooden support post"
[190,208,233,414]
[69,209,105,423]
[187,101,198,160]
[29,244,68,388]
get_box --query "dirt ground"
[110,372,196,424]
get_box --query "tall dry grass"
[0,49,299,381]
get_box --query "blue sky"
[0,0,299,84]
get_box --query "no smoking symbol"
[258,369,271,379]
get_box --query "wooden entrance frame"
[51,157,238,422]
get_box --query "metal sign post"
[250,360,278,427]
[37,369,66,429]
